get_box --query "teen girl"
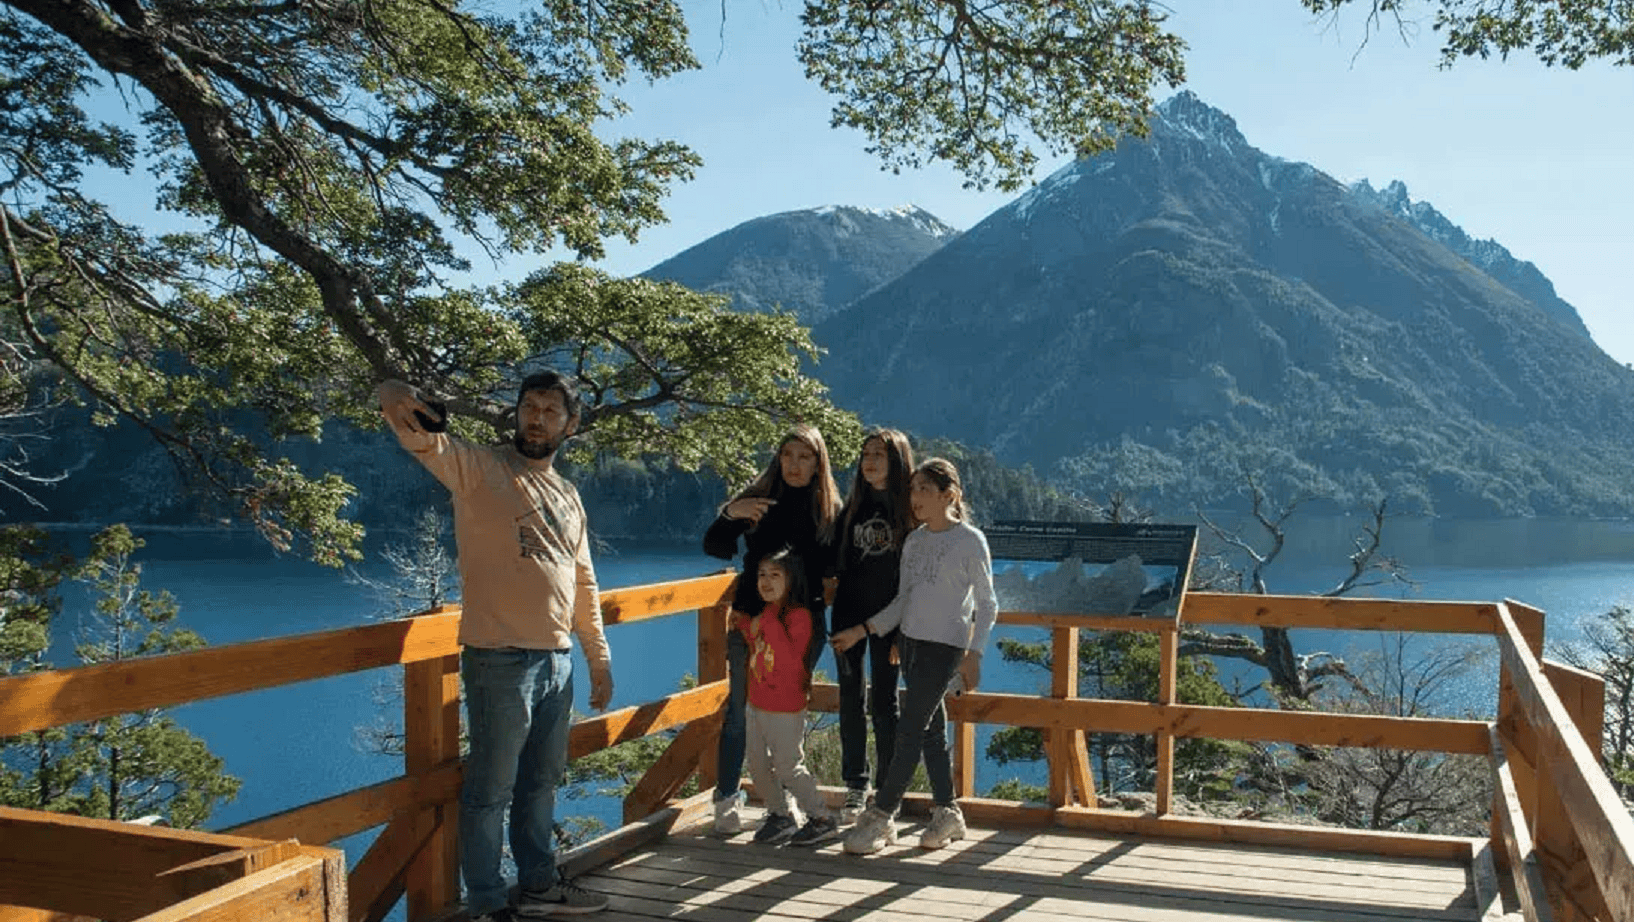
[703,425,841,835]
[828,429,915,821]
[830,457,996,854]
[741,548,841,847]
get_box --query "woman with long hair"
[828,429,914,821]
[703,424,842,834]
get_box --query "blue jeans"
[459,647,573,915]
[837,628,900,791]
[873,636,962,816]
[715,629,749,800]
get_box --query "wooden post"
[695,592,732,793]
[952,719,977,799]
[1154,624,1179,816]
[1536,659,1611,921]
[1046,627,1080,808]
[622,712,722,824]
[402,630,460,922]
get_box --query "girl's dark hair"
[837,428,915,555]
[913,457,972,524]
[760,546,826,681]
[730,424,843,543]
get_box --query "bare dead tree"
[1186,478,1413,703]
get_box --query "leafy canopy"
[1,0,1185,561]
[1303,0,1634,68]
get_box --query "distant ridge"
[642,204,956,323]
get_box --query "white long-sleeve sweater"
[867,521,997,653]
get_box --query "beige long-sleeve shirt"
[386,419,610,668]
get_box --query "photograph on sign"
[982,521,1199,618]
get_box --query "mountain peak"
[805,204,958,238]
[1154,90,1248,152]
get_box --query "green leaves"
[513,264,863,485]
[1302,0,1634,69]
[798,0,1186,191]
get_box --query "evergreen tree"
[0,526,240,827]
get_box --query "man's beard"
[514,431,562,459]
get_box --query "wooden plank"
[403,654,461,921]
[130,852,331,922]
[1051,804,1478,861]
[346,809,439,922]
[0,909,92,922]
[652,830,1467,921]
[999,612,1177,633]
[688,804,1473,886]
[1496,602,1634,922]
[0,614,462,736]
[621,711,721,824]
[1541,659,1605,755]
[558,790,715,880]
[568,681,728,759]
[1490,724,1555,922]
[222,762,462,845]
[1180,594,1499,634]
[302,846,347,922]
[0,808,293,920]
[939,691,1492,753]
[600,572,735,626]
[1469,842,1507,922]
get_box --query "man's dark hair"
[516,369,582,418]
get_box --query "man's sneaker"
[840,788,869,823]
[713,790,745,835]
[515,880,609,916]
[752,811,799,845]
[919,803,966,850]
[842,806,897,855]
[789,814,840,847]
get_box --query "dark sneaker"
[840,788,869,823]
[789,814,840,847]
[752,811,799,845]
[515,880,609,916]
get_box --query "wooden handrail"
[1178,593,1500,633]
[0,575,736,738]
[0,613,463,737]
[600,572,734,626]
[1494,602,1634,922]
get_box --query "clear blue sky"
[587,0,1634,365]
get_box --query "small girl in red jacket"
[742,547,839,847]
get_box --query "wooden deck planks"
[569,809,1480,922]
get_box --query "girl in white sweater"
[830,457,997,854]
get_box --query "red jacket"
[742,603,813,713]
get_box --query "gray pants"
[745,704,828,819]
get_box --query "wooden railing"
[2,577,1631,922]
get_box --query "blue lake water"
[36,516,1634,905]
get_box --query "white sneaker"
[713,790,745,835]
[842,806,897,855]
[919,803,966,850]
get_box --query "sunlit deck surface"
[567,806,1502,922]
